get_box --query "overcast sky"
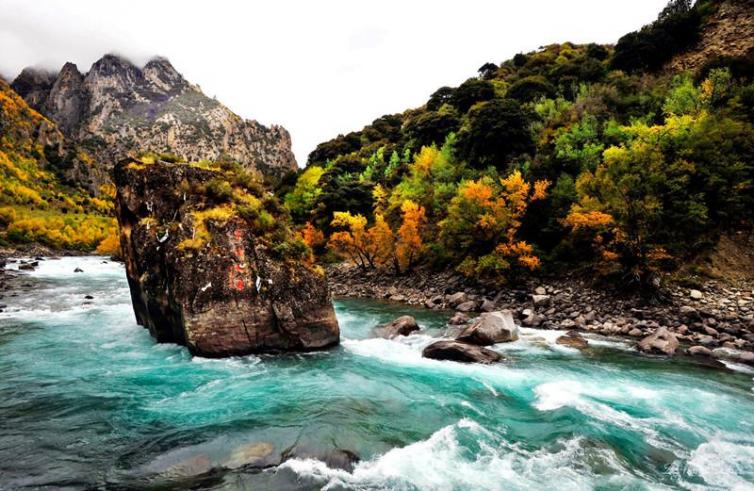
[0,0,668,165]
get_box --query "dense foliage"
[284,0,754,287]
[0,80,118,252]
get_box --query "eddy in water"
[1,257,753,490]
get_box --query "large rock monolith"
[114,158,339,357]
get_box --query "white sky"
[0,0,668,166]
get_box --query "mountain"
[11,55,297,182]
[0,79,116,252]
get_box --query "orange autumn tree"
[395,200,426,272]
[301,221,325,250]
[439,170,549,280]
[328,211,396,270]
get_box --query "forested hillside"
[284,0,754,289]
[0,79,118,252]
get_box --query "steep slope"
[0,79,116,251]
[12,55,297,181]
[288,0,754,287]
[667,0,754,72]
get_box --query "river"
[0,256,753,490]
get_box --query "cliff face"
[113,159,339,357]
[667,0,754,72]
[12,55,297,181]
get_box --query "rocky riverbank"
[327,263,754,366]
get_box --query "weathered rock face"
[114,159,339,357]
[12,54,297,182]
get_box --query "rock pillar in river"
[113,158,340,357]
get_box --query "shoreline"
[2,252,752,366]
[327,263,754,365]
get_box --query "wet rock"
[425,295,444,309]
[18,263,35,271]
[638,327,679,356]
[281,445,360,472]
[448,312,470,325]
[376,315,419,338]
[455,300,478,312]
[457,311,519,345]
[84,295,94,300]
[223,442,276,469]
[73,267,83,273]
[422,340,503,364]
[446,292,469,308]
[114,159,339,357]
[688,345,712,357]
[480,298,496,312]
[164,454,214,479]
[556,331,588,349]
[736,351,754,365]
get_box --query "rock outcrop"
[114,158,339,357]
[667,0,754,73]
[12,54,297,183]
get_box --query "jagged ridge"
[12,54,297,182]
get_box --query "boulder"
[114,159,339,357]
[531,294,551,306]
[556,331,588,349]
[223,442,276,470]
[689,289,703,300]
[457,311,519,345]
[446,292,469,308]
[480,298,496,312]
[638,326,679,356]
[687,345,712,357]
[448,312,470,325]
[455,300,478,312]
[422,340,503,364]
[376,315,419,338]
[281,445,360,472]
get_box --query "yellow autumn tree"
[395,200,426,272]
[328,211,383,269]
[440,170,549,280]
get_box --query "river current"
[0,256,753,490]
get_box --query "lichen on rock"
[114,157,339,357]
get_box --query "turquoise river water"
[1,256,753,490]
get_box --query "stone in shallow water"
[223,442,275,469]
[556,332,588,349]
[422,340,503,364]
[376,315,419,338]
[457,311,519,345]
[638,326,679,356]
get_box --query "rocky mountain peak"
[142,56,186,92]
[11,67,57,110]
[11,54,298,180]
[85,54,144,94]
